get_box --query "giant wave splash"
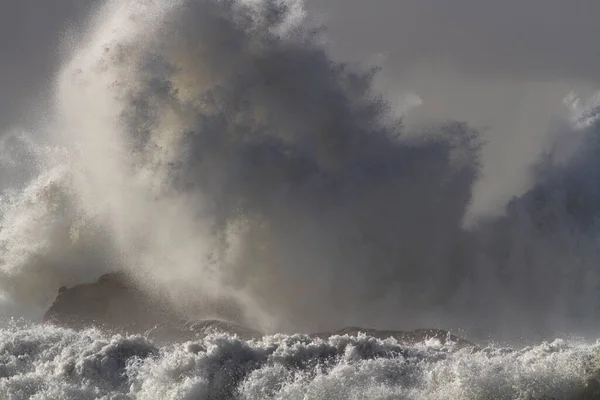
[1,0,600,398]
[1,0,482,333]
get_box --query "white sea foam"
[0,323,598,399]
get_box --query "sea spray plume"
[39,0,482,332]
[0,153,120,320]
[0,0,211,322]
[0,121,128,320]
[0,131,52,193]
[52,0,260,327]
[11,0,600,343]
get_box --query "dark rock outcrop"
[44,273,261,342]
[45,273,473,346]
[45,272,170,332]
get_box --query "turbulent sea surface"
[3,323,600,400]
[1,0,600,398]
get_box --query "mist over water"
[1,0,600,397]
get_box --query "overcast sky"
[0,0,95,129]
[306,0,600,82]
[2,0,599,218]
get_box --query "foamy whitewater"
[3,322,600,400]
[1,0,600,398]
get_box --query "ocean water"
[1,0,600,398]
